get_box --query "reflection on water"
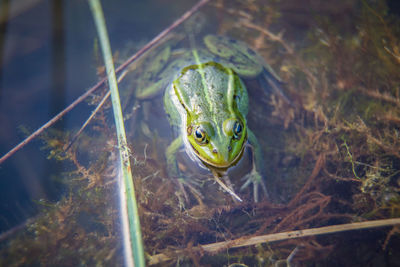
[1,0,400,266]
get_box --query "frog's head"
[186,117,247,169]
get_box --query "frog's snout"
[211,146,231,165]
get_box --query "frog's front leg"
[240,129,269,202]
[165,136,183,177]
[166,136,203,204]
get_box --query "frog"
[131,34,286,202]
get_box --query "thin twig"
[240,19,294,54]
[64,61,138,151]
[64,90,111,151]
[213,173,243,202]
[0,0,210,165]
[0,78,104,165]
[148,218,400,265]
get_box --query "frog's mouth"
[193,140,246,171]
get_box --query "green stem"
[88,1,145,266]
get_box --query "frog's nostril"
[228,145,232,151]
[212,148,218,154]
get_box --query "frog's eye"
[233,121,243,139]
[194,127,207,145]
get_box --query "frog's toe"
[240,170,269,202]
[174,177,204,205]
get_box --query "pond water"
[0,0,196,234]
[0,0,400,266]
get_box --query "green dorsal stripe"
[191,49,224,140]
[226,68,235,116]
[191,49,212,112]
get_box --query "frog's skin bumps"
[165,62,248,169]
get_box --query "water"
[1,0,400,266]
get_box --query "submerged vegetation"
[1,0,400,266]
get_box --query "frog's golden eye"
[194,127,207,144]
[233,121,243,139]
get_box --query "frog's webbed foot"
[242,131,269,202]
[173,176,204,209]
[240,167,269,202]
[261,69,292,106]
[166,136,204,207]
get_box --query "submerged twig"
[213,173,243,202]
[148,218,400,265]
[0,0,210,165]
[0,78,105,165]
[240,19,294,54]
[64,90,111,151]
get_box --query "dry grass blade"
[148,218,400,265]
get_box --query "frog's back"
[164,60,248,130]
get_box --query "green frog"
[132,35,285,202]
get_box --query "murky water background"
[1,0,399,266]
[0,0,196,232]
